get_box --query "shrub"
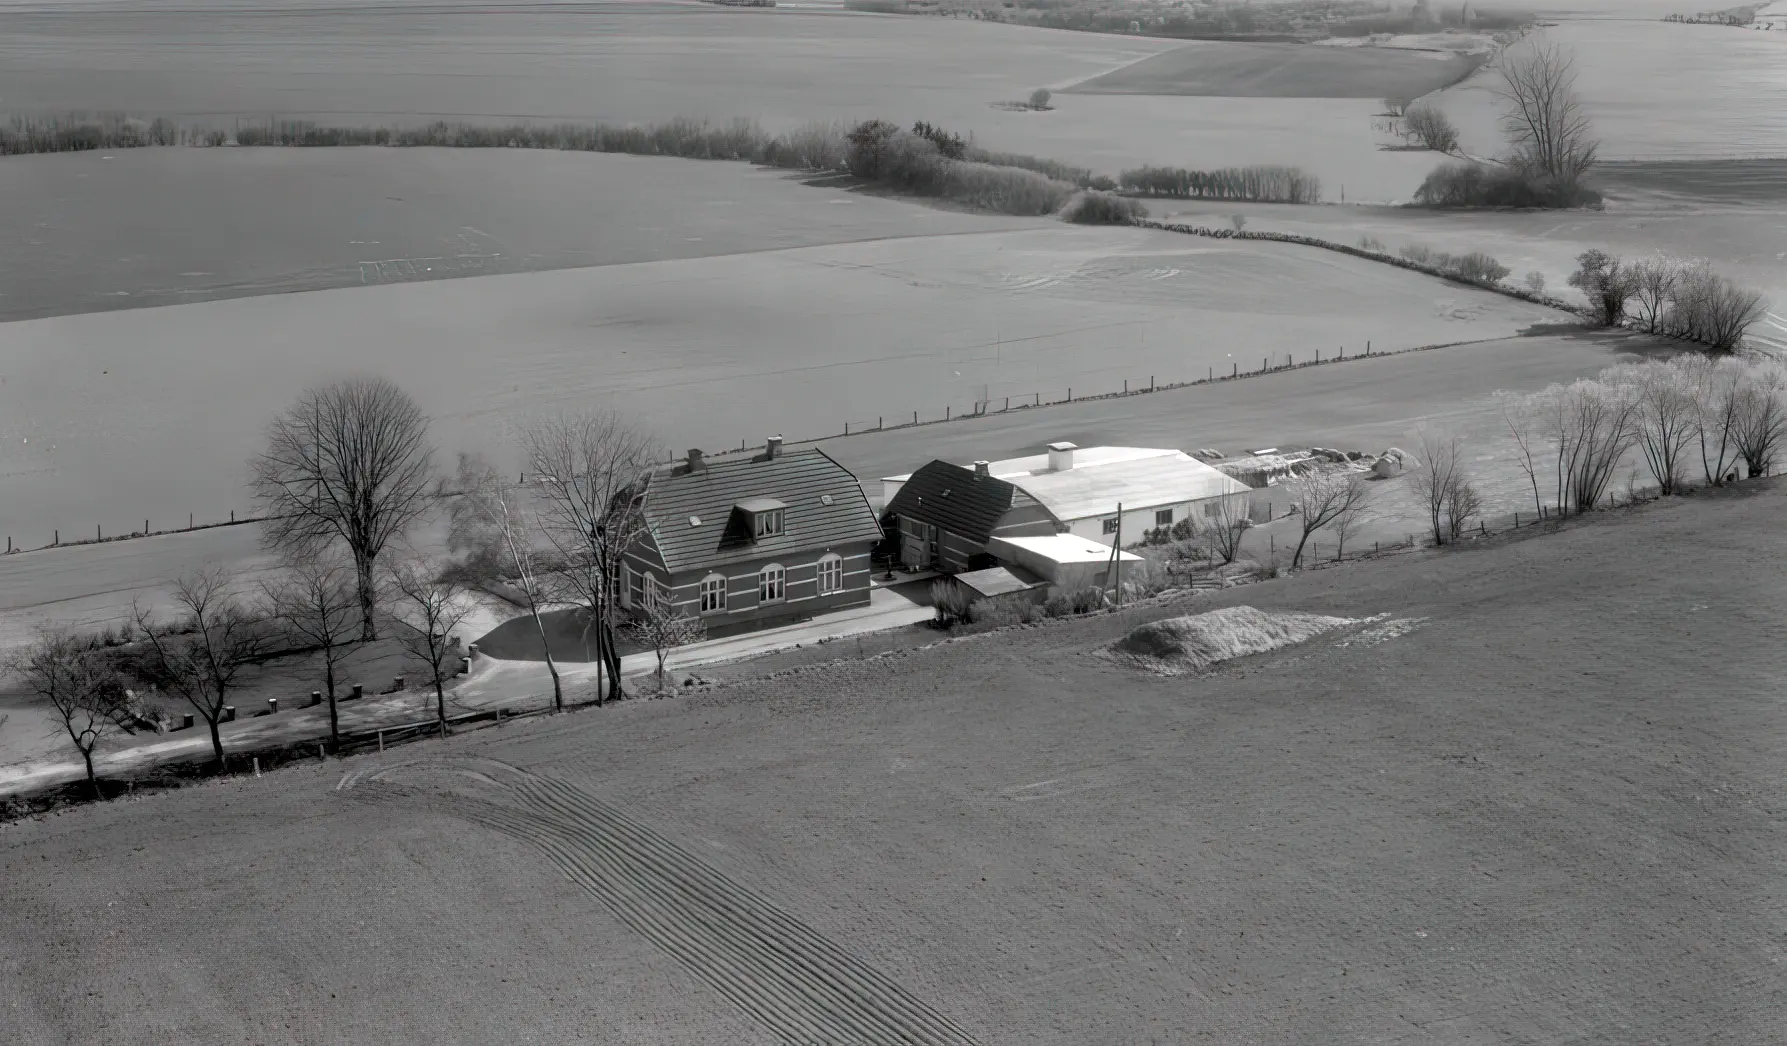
[762,120,849,172]
[911,120,966,160]
[1569,249,1636,327]
[1358,234,1386,252]
[1230,214,1247,232]
[942,161,1076,215]
[1665,263,1769,351]
[845,119,902,180]
[1403,105,1460,153]
[1067,586,1107,614]
[929,579,976,627]
[1059,190,1147,224]
[1444,251,1510,286]
[1042,594,1074,618]
[964,146,1094,188]
[963,596,1042,631]
[1169,517,1197,541]
[1524,270,1547,295]
[1412,162,1603,209]
[1118,164,1321,204]
[1399,243,1434,265]
[1029,88,1053,109]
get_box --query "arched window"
[758,564,786,604]
[816,553,844,595]
[700,573,727,614]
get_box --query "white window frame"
[816,553,844,595]
[754,509,784,539]
[700,573,727,614]
[758,564,786,604]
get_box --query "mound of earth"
[1108,605,1354,674]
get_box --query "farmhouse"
[621,439,883,638]
[880,459,1056,573]
[881,442,1252,569]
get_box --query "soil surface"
[5,480,1783,1043]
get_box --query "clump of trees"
[1397,243,1510,286]
[1402,105,1460,153]
[1409,431,1483,544]
[1567,249,1769,350]
[1502,355,1787,516]
[844,119,1080,215]
[1413,41,1603,209]
[1117,165,1322,203]
[1059,190,1148,224]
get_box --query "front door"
[901,517,936,569]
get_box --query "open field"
[1067,39,1482,98]
[1152,198,1787,353]
[0,330,1653,655]
[5,479,1785,1042]
[1427,20,1787,162]
[0,148,1043,324]
[0,222,1557,544]
[0,2,1456,200]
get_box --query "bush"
[1524,270,1547,295]
[1067,586,1108,614]
[1358,234,1386,252]
[1403,106,1460,153]
[845,119,902,180]
[1118,164,1321,204]
[1042,594,1074,618]
[929,579,976,627]
[910,120,965,160]
[1445,251,1510,285]
[1059,190,1147,224]
[964,146,1094,188]
[1399,243,1434,265]
[942,161,1076,215]
[1412,162,1603,209]
[763,120,849,171]
[1029,88,1053,109]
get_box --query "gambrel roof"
[882,460,1044,544]
[640,448,882,573]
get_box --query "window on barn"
[758,564,786,604]
[816,553,844,595]
[1155,508,1174,526]
[700,574,727,614]
[1102,516,1121,535]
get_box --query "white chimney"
[766,435,783,460]
[1047,441,1077,472]
[973,460,990,478]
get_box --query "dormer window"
[734,497,787,541]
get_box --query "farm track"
[339,759,979,1046]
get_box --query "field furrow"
[345,762,979,1046]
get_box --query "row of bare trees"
[1502,355,1787,517]
[1569,249,1770,350]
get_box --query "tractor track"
[337,758,979,1046]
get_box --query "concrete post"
[223,705,236,722]
[311,690,322,708]
[267,698,278,714]
[351,684,363,701]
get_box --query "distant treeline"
[0,112,1155,222]
[1118,164,1323,204]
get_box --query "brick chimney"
[1047,441,1077,472]
[766,435,783,460]
[973,460,990,478]
[685,448,705,474]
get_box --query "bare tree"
[1329,477,1370,559]
[520,413,660,706]
[8,630,134,798]
[388,560,475,737]
[1410,430,1478,544]
[1627,256,1680,335]
[1524,271,1547,296]
[1494,40,1599,183]
[250,377,437,641]
[132,569,270,770]
[1382,95,1410,117]
[1206,494,1250,565]
[1568,249,1636,328]
[1498,391,1546,517]
[1531,379,1637,514]
[449,453,564,712]
[261,550,358,753]
[1667,263,1769,351]
[1683,354,1747,484]
[1604,359,1698,495]
[1403,105,1460,153]
[1288,471,1368,568]
[624,590,706,693]
[1732,361,1787,479]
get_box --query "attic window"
[688,515,702,527]
[734,497,788,541]
[754,509,784,538]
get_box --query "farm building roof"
[884,446,1249,524]
[882,460,1042,543]
[954,564,1046,600]
[641,448,882,573]
[985,534,1146,566]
